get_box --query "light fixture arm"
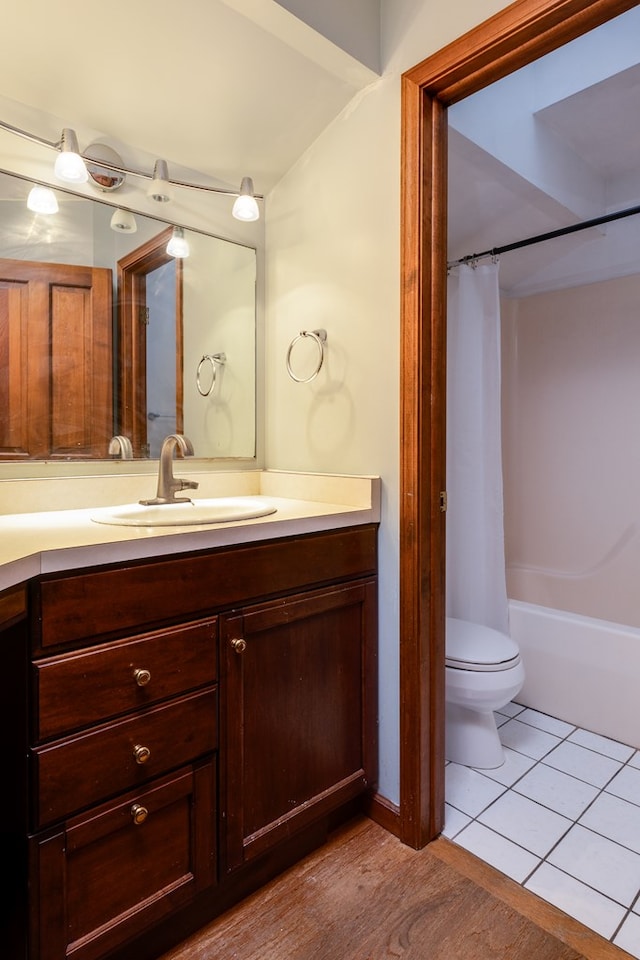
[0,119,264,202]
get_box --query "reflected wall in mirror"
[0,171,256,461]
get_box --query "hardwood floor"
[160,817,631,959]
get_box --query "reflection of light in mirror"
[166,226,190,258]
[110,208,137,233]
[27,185,58,214]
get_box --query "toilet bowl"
[445,617,525,769]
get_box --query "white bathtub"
[508,599,640,749]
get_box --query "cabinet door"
[29,762,216,960]
[220,579,377,872]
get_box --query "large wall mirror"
[0,170,256,464]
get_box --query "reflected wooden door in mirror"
[0,258,112,459]
[117,227,183,459]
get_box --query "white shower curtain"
[446,260,509,635]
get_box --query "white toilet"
[445,617,525,769]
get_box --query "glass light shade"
[166,226,189,258]
[110,208,137,233]
[27,185,59,215]
[232,177,259,221]
[54,129,88,184]
[148,159,173,202]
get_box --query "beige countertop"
[0,471,380,593]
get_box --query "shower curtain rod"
[448,200,640,268]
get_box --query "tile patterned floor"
[443,702,640,957]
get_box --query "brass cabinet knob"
[133,668,151,687]
[230,638,247,654]
[131,803,148,825]
[133,743,151,764]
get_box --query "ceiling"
[448,6,640,297]
[0,0,638,295]
[0,0,379,196]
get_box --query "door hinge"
[439,491,448,512]
[139,306,150,325]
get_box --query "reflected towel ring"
[197,352,227,397]
[286,329,327,383]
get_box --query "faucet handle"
[179,479,199,491]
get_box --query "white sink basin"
[92,497,277,527]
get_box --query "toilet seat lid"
[446,617,520,671]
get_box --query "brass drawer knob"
[133,744,151,765]
[230,638,247,654]
[133,668,151,687]
[131,803,148,825]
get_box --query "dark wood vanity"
[1,524,378,960]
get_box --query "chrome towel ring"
[196,352,227,397]
[286,329,327,383]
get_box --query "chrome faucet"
[139,434,199,505]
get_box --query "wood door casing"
[117,227,183,458]
[0,258,113,459]
[399,0,640,849]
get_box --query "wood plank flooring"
[159,817,633,960]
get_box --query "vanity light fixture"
[0,119,264,219]
[110,208,138,233]
[166,225,189,258]
[27,184,59,214]
[84,143,126,192]
[232,176,259,222]
[148,159,173,203]
[54,128,88,184]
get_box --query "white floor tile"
[606,765,640,807]
[525,863,626,940]
[516,708,575,738]
[441,803,472,839]
[454,821,540,883]
[614,912,640,959]
[499,719,561,760]
[580,792,640,856]
[568,727,635,763]
[514,763,599,820]
[445,710,640,948]
[445,762,506,818]
[543,740,623,788]
[496,701,526,719]
[475,745,537,787]
[477,790,572,858]
[547,824,640,908]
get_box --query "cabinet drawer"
[30,762,216,960]
[34,618,217,741]
[34,688,217,828]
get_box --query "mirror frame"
[398,0,639,849]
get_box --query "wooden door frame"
[117,226,184,457]
[399,0,639,848]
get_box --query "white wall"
[264,0,509,803]
[183,234,256,459]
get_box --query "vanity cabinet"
[15,524,377,960]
